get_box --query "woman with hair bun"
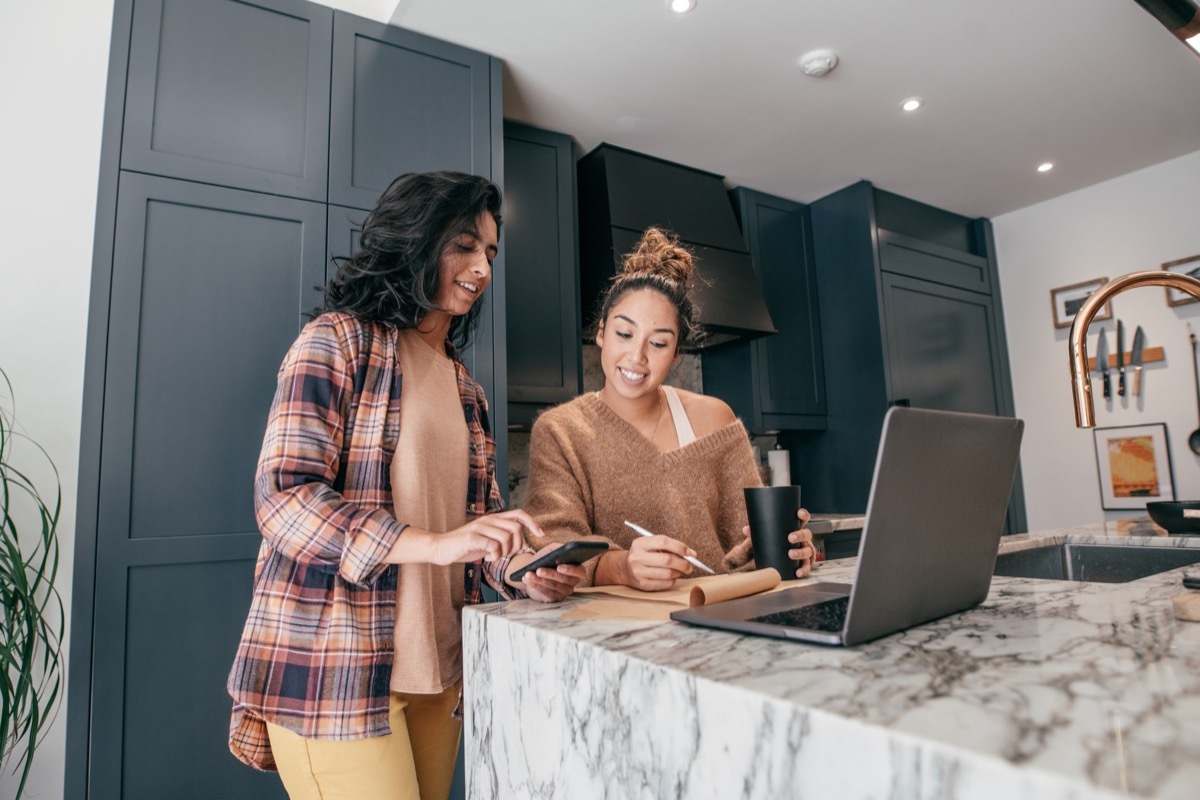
[520,227,816,591]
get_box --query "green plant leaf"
[0,366,64,800]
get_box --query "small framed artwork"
[1162,254,1200,307]
[1050,278,1113,329]
[1093,423,1175,511]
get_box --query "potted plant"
[1,367,64,799]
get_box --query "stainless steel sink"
[993,543,1200,583]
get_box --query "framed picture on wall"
[1050,278,1113,329]
[1093,423,1175,510]
[1162,254,1200,307]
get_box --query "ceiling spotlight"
[798,49,839,77]
[1037,162,1054,173]
[900,97,923,112]
[669,0,697,13]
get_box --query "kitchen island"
[463,522,1200,799]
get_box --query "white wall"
[0,2,402,798]
[994,150,1200,531]
[0,1,114,797]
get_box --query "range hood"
[577,144,776,350]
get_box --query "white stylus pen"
[623,520,716,575]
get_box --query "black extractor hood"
[577,144,776,350]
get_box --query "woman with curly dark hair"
[227,171,583,800]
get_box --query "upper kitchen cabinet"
[702,188,827,432]
[790,180,1026,532]
[329,12,501,210]
[503,121,582,428]
[122,0,332,201]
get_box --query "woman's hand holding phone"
[505,542,593,602]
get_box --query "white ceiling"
[383,0,1200,219]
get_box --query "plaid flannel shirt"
[227,312,520,771]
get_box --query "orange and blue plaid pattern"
[226,312,517,771]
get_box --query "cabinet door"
[703,189,826,430]
[878,229,992,294]
[329,12,495,210]
[741,191,826,421]
[881,273,1005,415]
[503,122,580,422]
[89,173,323,799]
[122,0,332,200]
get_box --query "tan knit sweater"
[522,392,763,586]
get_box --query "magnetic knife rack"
[1086,346,1164,371]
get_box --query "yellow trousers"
[265,683,462,800]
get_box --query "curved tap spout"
[1069,270,1200,427]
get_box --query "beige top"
[390,330,469,693]
[522,392,763,586]
[662,385,697,446]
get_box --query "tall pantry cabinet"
[786,180,1027,533]
[68,2,505,798]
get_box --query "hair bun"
[621,227,695,287]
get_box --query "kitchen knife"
[1116,319,1126,397]
[1130,325,1145,397]
[1095,328,1110,400]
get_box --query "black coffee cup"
[744,485,802,577]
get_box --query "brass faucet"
[1069,270,1200,427]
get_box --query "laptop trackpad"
[752,596,849,633]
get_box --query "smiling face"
[596,288,681,402]
[432,211,499,317]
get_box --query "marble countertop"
[806,512,866,535]
[464,521,1200,799]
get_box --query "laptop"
[670,406,1024,646]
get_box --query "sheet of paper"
[575,568,782,608]
[560,599,677,622]
[561,571,816,622]
[574,569,776,607]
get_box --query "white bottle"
[768,445,791,487]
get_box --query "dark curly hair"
[592,227,703,350]
[325,171,502,349]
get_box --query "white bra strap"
[662,385,697,446]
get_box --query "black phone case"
[509,541,609,582]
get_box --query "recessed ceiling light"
[669,0,696,13]
[1037,162,1054,173]
[900,97,922,112]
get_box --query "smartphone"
[509,540,609,583]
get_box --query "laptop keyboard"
[751,596,849,632]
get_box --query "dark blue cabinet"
[329,13,499,211]
[502,121,581,427]
[795,180,1026,533]
[702,188,827,431]
[70,2,504,797]
[121,0,332,200]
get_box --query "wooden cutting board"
[1172,591,1200,622]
